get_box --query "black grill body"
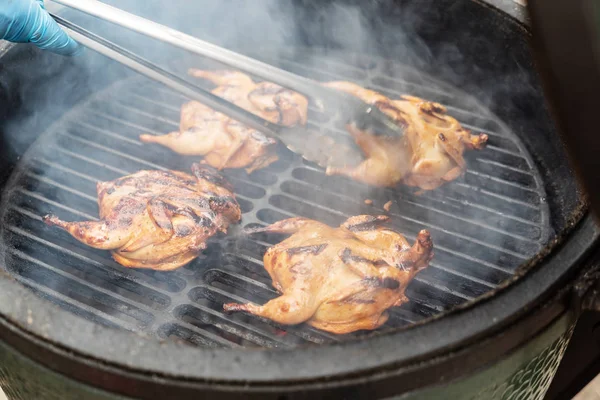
[0,0,598,399]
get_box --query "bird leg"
[244,217,327,235]
[224,292,316,325]
[394,229,434,272]
[139,129,220,156]
[441,166,464,182]
[42,215,131,250]
[325,125,405,186]
[436,132,466,170]
[463,132,489,150]
[309,312,389,334]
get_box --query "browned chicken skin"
[224,215,433,334]
[323,81,488,190]
[141,101,278,173]
[140,70,308,173]
[43,164,241,271]
[188,69,308,126]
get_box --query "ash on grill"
[0,51,549,349]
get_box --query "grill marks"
[286,243,328,256]
[420,102,448,120]
[174,224,194,237]
[209,196,238,213]
[340,247,386,266]
[344,215,389,232]
[373,100,409,127]
[289,262,311,275]
[192,164,233,191]
[346,221,380,232]
[364,277,401,290]
[340,246,406,275]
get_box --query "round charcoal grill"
[1,51,550,345]
[0,0,598,399]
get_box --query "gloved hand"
[0,0,80,56]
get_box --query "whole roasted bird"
[224,215,433,334]
[141,101,278,173]
[140,70,308,173]
[324,81,488,190]
[43,164,241,271]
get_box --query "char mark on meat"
[340,247,389,267]
[286,243,328,256]
[364,276,401,290]
[221,215,432,334]
[342,297,376,304]
[42,165,241,271]
[175,224,194,237]
[209,196,237,210]
[345,215,388,232]
[192,164,233,189]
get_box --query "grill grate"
[0,51,550,348]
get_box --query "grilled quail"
[141,101,278,173]
[43,164,241,271]
[324,81,488,190]
[224,215,433,334]
[140,70,308,173]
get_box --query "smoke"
[0,0,559,336]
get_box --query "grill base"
[0,306,575,400]
[0,50,549,349]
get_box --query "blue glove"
[0,0,80,56]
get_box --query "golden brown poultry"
[188,69,308,126]
[323,81,488,190]
[140,101,278,173]
[43,164,241,271]
[224,215,433,334]
[140,70,308,173]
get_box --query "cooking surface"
[0,51,550,348]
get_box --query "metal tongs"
[49,0,405,168]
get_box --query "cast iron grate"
[0,51,550,348]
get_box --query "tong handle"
[52,14,282,139]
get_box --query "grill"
[0,49,550,349]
